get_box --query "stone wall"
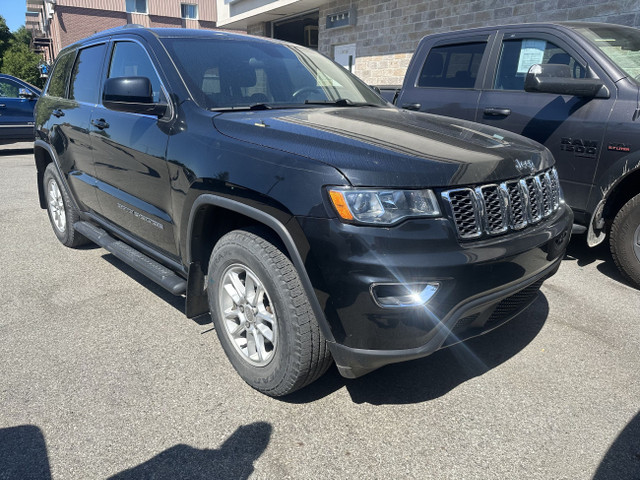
[318,0,640,85]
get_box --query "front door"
[476,31,617,214]
[90,40,176,257]
[0,77,36,141]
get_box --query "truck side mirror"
[524,64,609,98]
[103,76,168,116]
[18,88,37,100]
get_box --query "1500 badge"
[560,137,598,157]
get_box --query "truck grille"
[441,168,561,240]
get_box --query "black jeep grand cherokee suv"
[34,26,572,396]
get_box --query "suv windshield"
[573,24,640,82]
[160,36,387,110]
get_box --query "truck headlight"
[328,187,441,225]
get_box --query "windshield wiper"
[209,103,273,112]
[304,98,382,107]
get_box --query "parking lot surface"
[1,143,639,479]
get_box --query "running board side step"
[74,221,187,295]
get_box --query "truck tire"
[610,193,640,288]
[43,163,89,248]
[207,228,332,396]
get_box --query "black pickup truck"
[34,27,571,396]
[388,22,640,287]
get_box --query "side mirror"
[18,88,37,100]
[524,64,609,98]
[103,77,167,116]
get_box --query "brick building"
[216,0,640,85]
[26,0,217,61]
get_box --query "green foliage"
[12,26,32,47]
[1,43,45,88]
[0,15,12,70]
[0,16,46,88]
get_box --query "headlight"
[328,187,441,225]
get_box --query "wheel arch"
[185,194,335,343]
[34,141,55,209]
[587,154,640,246]
[601,167,640,228]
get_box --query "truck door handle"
[483,107,511,116]
[402,103,422,111]
[0,104,6,108]
[52,109,64,118]
[91,118,109,130]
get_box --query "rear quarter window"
[46,51,75,98]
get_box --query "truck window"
[494,39,585,90]
[69,44,107,103]
[0,79,20,98]
[417,42,486,88]
[108,41,164,103]
[46,51,75,99]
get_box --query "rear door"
[42,43,108,213]
[90,38,177,257]
[475,28,617,214]
[397,32,495,121]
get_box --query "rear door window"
[69,43,107,103]
[417,42,487,88]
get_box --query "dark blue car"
[0,73,40,144]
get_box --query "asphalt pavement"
[1,143,638,479]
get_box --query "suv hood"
[213,107,552,188]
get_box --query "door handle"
[0,104,6,108]
[91,118,109,130]
[52,109,64,118]
[402,103,422,111]
[483,107,511,116]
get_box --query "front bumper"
[298,203,573,378]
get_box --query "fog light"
[371,282,439,308]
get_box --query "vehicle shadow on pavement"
[108,422,272,480]
[0,422,271,480]
[101,253,188,317]
[0,147,34,157]
[286,294,549,405]
[0,425,51,480]
[564,235,636,289]
[592,411,640,480]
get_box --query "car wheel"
[43,163,89,248]
[207,228,332,396]
[610,192,640,288]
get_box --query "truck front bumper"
[299,204,573,378]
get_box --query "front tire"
[610,193,640,288]
[43,163,89,248]
[207,229,332,396]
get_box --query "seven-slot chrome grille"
[441,167,561,240]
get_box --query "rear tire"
[610,193,640,288]
[43,163,89,248]
[207,228,332,397]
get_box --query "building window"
[181,4,198,20]
[126,0,147,14]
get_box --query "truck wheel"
[610,193,640,288]
[43,163,89,248]
[207,229,332,396]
